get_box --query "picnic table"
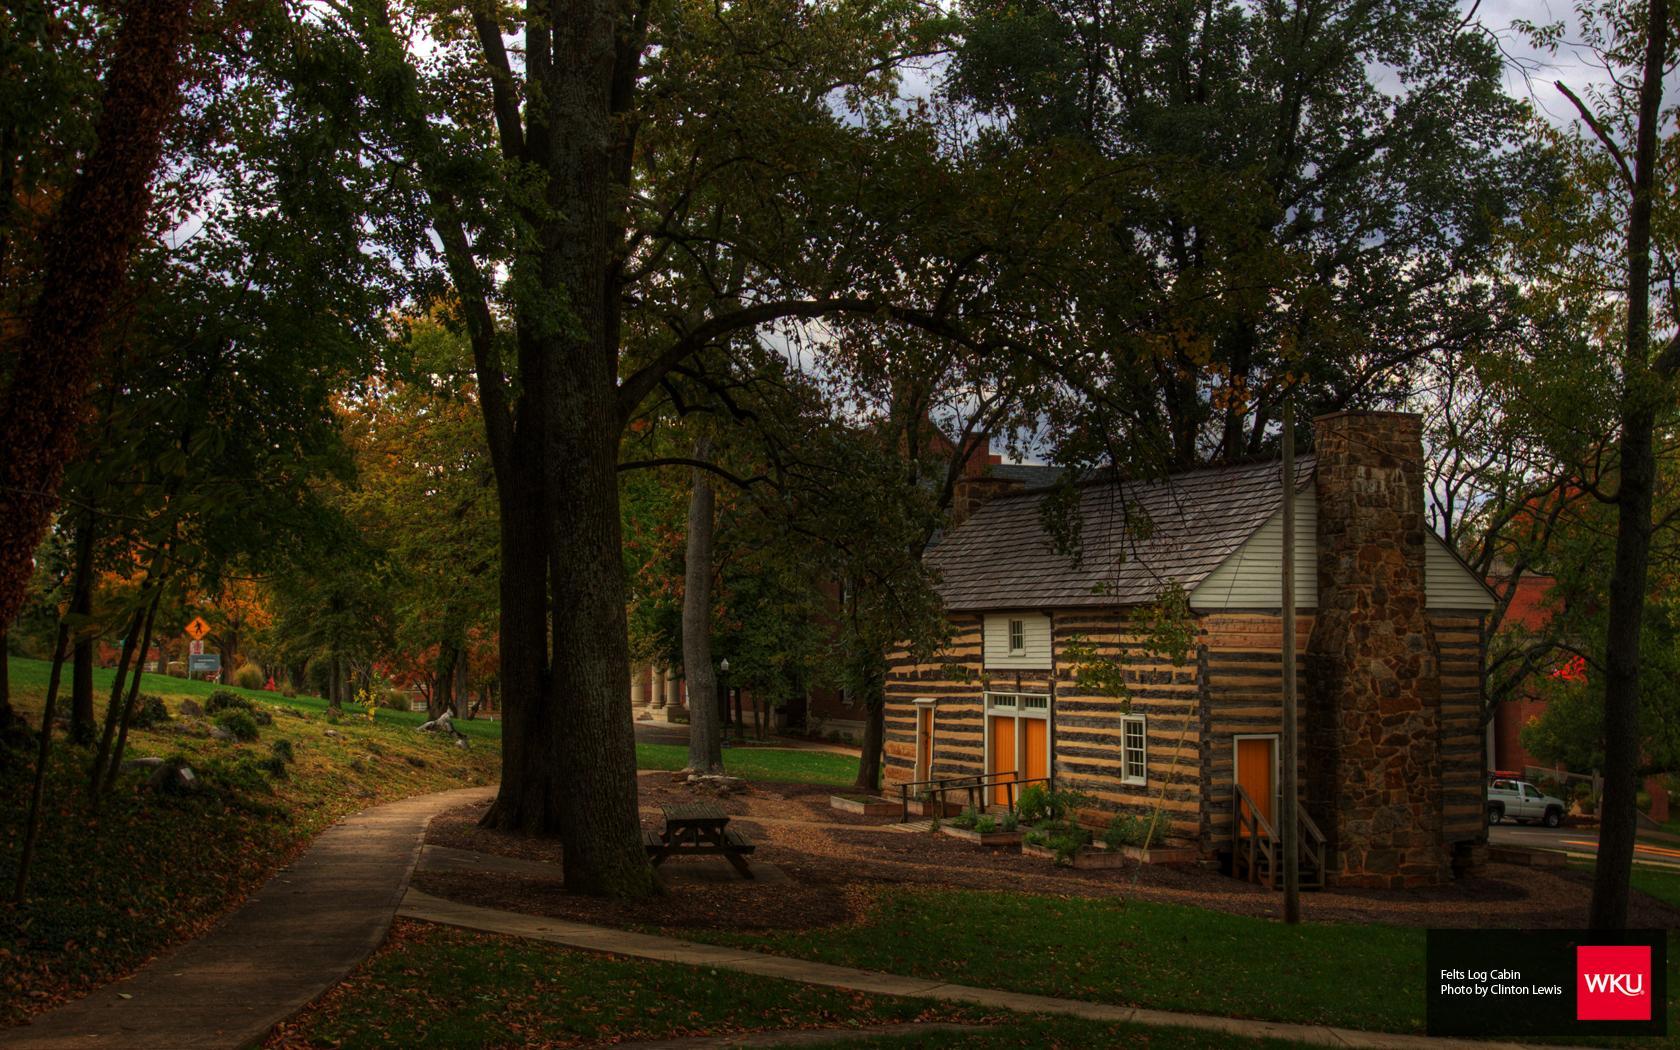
[643,801,756,878]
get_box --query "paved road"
[1491,822,1680,872]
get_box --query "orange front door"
[1022,718,1048,784]
[988,716,1016,804]
[1236,737,1275,837]
[916,707,933,780]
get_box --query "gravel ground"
[417,772,1680,933]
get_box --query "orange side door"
[1236,737,1275,837]
[1022,718,1048,784]
[989,716,1016,805]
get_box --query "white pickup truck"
[1487,778,1567,828]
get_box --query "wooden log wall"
[1433,612,1487,844]
[1052,611,1201,840]
[883,614,985,791]
[1198,613,1311,853]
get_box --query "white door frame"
[912,698,936,782]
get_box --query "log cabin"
[882,410,1497,888]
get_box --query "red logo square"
[1577,945,1653,1021]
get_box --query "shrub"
[280,685,298,699]
[999,810,1019,832]
[233,663,265,691]
[254,754,288,780]
[249,707,274,726]
[206,690,254,715]
[379,688,410,711]
[1105,812,1167,850]
[130,693,171,729]
[1016,785,1093,825]
[271,738,295,763]
[952,807,980,830]
[1016,785,1052,824]
[974,814,998,834]
[215,711,260,742]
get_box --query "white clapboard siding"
[983,612,1053,669]
[1189,493,1495,612]
[1423,535,1498,610]
[1189,492,1318,609]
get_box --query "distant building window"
[1008,619,1025,655]
[1122,716,1146,785]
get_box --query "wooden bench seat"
[722,828,756,853]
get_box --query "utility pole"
[1281,398,1301,923]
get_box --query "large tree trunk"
[0,0,195,635]
[853,651,893,789]
[683,438,723,773]
[478,431,563,832]
[548,393,655,896]
[430,642,458,720]
[1592,0,1669,932]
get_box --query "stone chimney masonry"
[1305,410,1449,888]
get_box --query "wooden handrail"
[899,771,1056,822]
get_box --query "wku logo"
[1577,945,1653,1021]
[1583,972,1645,997]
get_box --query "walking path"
[398,887,1593,1050]
[3,786,495,1050]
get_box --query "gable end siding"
[1188,494,1495,612]
[983,612,1053,670]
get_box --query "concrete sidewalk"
[3,787,494,1050]
[398,888,1593,1050]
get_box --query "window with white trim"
[1007,618,1025,655]
[1121,715,1147,785]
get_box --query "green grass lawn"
[0,656,500,1025]
[3,656,502,739]
[269,920,1325,1050]
[687,886,1425,1033]
[684,885,1680,1044]
[635,740,859,786]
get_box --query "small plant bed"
[265,920,993,1049]
[830,794,898,818]
[940,806,1022,846]
[1096,811,1197,864]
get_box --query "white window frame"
[1121,715,1147,786]
[1007,618,1026,655]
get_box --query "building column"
[648,665,666,708]
[663,666,681,707]
[630,663,648,709]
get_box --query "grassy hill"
[0,656,501,1025]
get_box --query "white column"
[630,663,648,708]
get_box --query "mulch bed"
[415,772,1680,934]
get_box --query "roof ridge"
[971,451,1316,506]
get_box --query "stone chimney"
[949,475,1024,529]
[1305,411,1448,888]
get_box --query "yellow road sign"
[185,616,211,641]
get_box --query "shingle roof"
[989,463,1065,488]
[927,456,1316,610]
